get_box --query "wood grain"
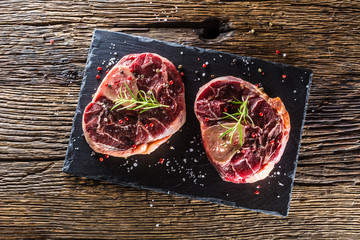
[0,0,359,239]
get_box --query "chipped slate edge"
[284,72,313,216]
[63,31,100,172]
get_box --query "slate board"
[63,29,312,217]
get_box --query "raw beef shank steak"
[83,53,186,158]
[194,76,290,183]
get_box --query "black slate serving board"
[63,29,312,217]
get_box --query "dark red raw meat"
[83,53,186,157]
[194,76,290,183]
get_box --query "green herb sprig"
[111,83,169,113]
[219,97,254,146]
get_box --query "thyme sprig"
[111,83,169,113]
[219,97,254,146]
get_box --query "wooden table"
[1,0,359,239]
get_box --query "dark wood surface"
[1,0,359,239]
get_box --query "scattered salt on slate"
[63,29,312,217]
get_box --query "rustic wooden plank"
[0,0,359,238]
[1,0,359,84]
[0,85,78,160]
[0,161,359,239]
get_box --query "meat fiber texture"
[83,53,186,158]
[194,76,290,184]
